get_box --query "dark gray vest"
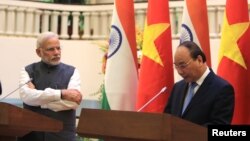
[19,61,76,141]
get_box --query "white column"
[60,11,70,39]
[82,12,91,39]
[87,0,97,4]
[6,6,16,35]
[0,6,7,35]
[91,12,100,39]
[208,6,217,38]
[107,10,113,28]
[176,7,183,37]
[135,9,146,30]
[51,11,60,34]
[34,10,42,36]
[71,11,80,39]
[100,11,109,39]
[25,8,35,37]
[170,8,177,38]
[41,10,51,33]
[16,7,25,36]
[217,7,225,37]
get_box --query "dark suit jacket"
[164,70,234,126]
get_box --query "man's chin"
[183,77,191,82]
[48,61,60,66]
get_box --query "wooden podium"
[77,108,207,141]
[0,102,63,141]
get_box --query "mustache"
[52,55,61,59]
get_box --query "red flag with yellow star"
[136,0,174,112]
[217,0,250,124]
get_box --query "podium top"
[0,102,63,137]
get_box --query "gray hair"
[36,32,59,48]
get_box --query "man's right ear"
[36,48,42,57]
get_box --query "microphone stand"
[0,81,2,95]
[0,78,32,101]
[137,87,167,112]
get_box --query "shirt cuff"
[54,89,61,101]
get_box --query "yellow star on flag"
[142,23,169,66]
[218,15,249,69]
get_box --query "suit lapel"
[182,70,215,116]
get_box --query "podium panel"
[163,114,207,141]
[0,102,63,141]
[77,108,207,141]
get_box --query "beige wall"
[0,36,104,100]
[0,36,221,100]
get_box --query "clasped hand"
[61,89,82,104]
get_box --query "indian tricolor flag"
[217,0,250,124]
[103,0,138,111]
[180,0,211,67]
[136,0,174,112]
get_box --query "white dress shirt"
[19,67,82,112]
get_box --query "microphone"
[0,78,32,101]
[0,81,2,95]
[137,86,167,112]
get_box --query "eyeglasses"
[174,59,192,69]
[42,46,61,52]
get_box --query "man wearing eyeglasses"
[18,32,82,141]
[164,41,234,126]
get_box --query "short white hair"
[36,32,59,48]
